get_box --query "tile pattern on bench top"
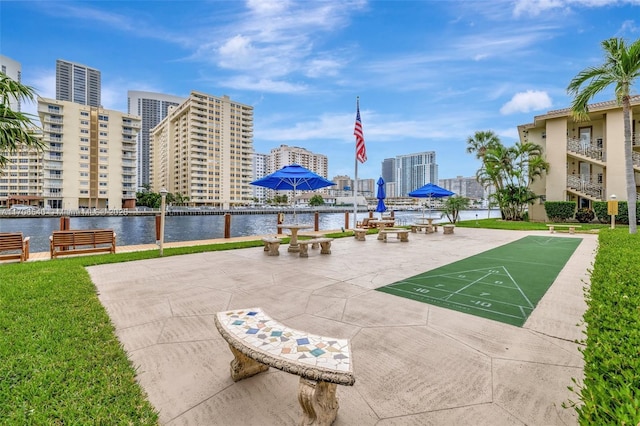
[217,308,352,373]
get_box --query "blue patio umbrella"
[375,177,387,218]
[250,164,335,221]
[408,183,454,217]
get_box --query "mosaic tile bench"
[214,308,355,425]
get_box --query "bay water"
[1,209,501,253]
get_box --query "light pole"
[159,188,168,256]
[609,194,618,230]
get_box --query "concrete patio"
[87,228,597,425]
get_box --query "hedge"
[544,201,576,222]
[593,201,640,225]
[571,229,640,424]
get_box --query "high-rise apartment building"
[127,91,185,188]
[56,59,101,107]
[0,55,44,208]
[249,145,330,203]
[150,92,254,209]
[37,97,141,209]
[252,152,269,203]
[1,55,22,111]
[381,158,396,183]
[396,151,438,196]
[268,145,328,177]
[0,140,44,208]
[439,176,485,200]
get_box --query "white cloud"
[500,90,552,114]
[512,0,640,17]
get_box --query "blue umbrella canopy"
[250,164,335,221]
[407,183,454,198]
[408,183,454,217]
[375,177,387,214]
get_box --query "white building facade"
[55,59,101,107]
[150,92,254,209]
[127,91,185,188]
[396,151,438,196]
[37,97,141,209]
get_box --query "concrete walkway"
[87,228,596,425]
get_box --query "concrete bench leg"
[400,233,409,242]
[264,242,280,256]
[549,226,555,233]
[299,244,310,258]
[569,227,575,234]
[298,378,339,426]
[319,241,332,254]
[228,345,269,381]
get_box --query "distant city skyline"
[1,1,638,181]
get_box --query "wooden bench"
[443,224,455,234]
[49,229,116,259]
[214,308,355,425]
[379,228,409,242]
[353,228,367,241]
[298,237,333,257]
[0,232,30,263]
[546,224,581,234]
[261,237,282,256]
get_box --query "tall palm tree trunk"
[623,96,637,233]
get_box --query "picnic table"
[369,219,396,240]
[279,224,313,253]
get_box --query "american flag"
[354,100,367,163]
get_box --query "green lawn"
[1,225,637,424]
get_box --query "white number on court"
[472,300,492,308]
[414,288,429,293]
[489,270,500,274]
[494,281,503,284]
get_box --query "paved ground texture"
[87,228,597,426]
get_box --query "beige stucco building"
[149,92,254,209]
[37,97,141,209]
[519,96,640,221]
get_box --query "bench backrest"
[51,229,115,247]
[0,233,24,251]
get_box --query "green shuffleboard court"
[376,235,582,326]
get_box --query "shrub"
[593,201,640,225]
[544,201,576,222]
[570,230,640,424]
[575,208,595,223]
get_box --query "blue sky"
[2,0,639,181]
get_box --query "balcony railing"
[567,137,605,162]
[567,174,603,200]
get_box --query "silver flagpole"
[353,97,359,229]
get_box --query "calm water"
[1,210,501,253]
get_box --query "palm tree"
[0,72,43,169]
[567,37,640,234]
[466,130,502,160]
